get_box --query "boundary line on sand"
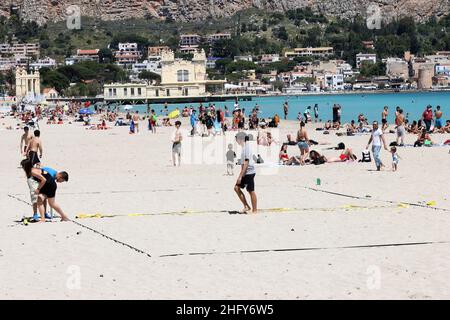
[9,194,450,261]
[302,186,450,212]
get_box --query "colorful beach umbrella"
[79,108,94,115]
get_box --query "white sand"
[0,114,449,299]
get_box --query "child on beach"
[391,146,400,171]
[226,144,236,175]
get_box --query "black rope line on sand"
[9,194,450,260]
[302,187,450,212]
[7,194,152,259]
[158,240,450,258]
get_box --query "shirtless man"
[20,126,33,157]
[395,108,406,146]
[381,106,389,131]
[132,111,140,134]
[435,106,443,130]
[172,121,182,166]
[27,130,43,167]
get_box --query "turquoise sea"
[126,91,449,123]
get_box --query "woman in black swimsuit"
[21,159,70,222]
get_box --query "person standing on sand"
[422,105,433,132]
[283,101,289,120]
[132,111,140,134]
[234,132,257,213]
[366,121,388,171]
[20,126,33,156]
[172,121,182,166]
[435,106,443,130]
[381,106,389,131]
[296,121,310,165]
[314,104,319,122]
[26,130,42,167]
[395,109,406,146]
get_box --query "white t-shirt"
[241,143,256,175]
[372,128,383,146]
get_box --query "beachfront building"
[15,67,40,99]
[284,47,334,59]
[356,53,377,68]
[435,63,450,76]
[320,73,345,91]
[385,58,409,80]
[104,49,226,102]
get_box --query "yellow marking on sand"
[426,201,437,206]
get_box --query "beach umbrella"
[79,108,94,115]
[168,109,180,119]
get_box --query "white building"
[356,53,377,68]
[30,57,57,70]
[234,55,253,62]
[132,59,162,75]
[118,43,138,51]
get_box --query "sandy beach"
[1,114,449,299]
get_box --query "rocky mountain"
[1,0,450,25]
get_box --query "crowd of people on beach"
[4,95,448,217]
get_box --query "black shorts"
[28,151,40,166]
[239,174,255,192]
[40,181,57,198]
[382,118,387,124]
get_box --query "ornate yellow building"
[15,67,40,99]
[104,49,225,102]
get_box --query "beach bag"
[360,150,371,162]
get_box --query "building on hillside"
[433,75,450,87]
[30,57,57,70]
[0,42,40,58]
[148,46,170,57]
[259,54,280,65]
[284,47,334,59]
[385,58,409,79]
[435,63,450,75]
[180,34,201,46]
[356,53,377,68]
[418,66,434,89]
[234,55,253,62]
[131,59,162,75]
[206,33,231,43]
[179,46,199,54]
[362,41,375,50]
[104,49,226,101]
[206,57,221,69]
[115,43,142,66]
[15,67,40,99]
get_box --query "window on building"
[109,88,112,97]
[138,88,142,96]
[131,88,135,96]
[113,89,117,97]
[155,89,159,97]
[177,70,189,82]
[166,89,170,96]
[124,88,128,96]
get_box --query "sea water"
[126,91,449,123]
